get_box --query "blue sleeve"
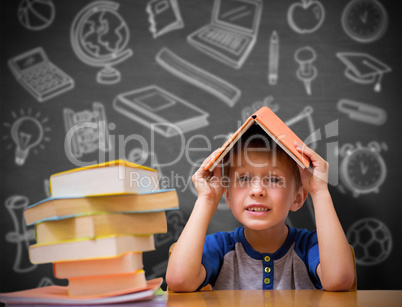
[294,228,322,289]
[307,241,321,289]
[198,231,236,290]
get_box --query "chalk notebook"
[114,85,209,137]
[205,106,311,171]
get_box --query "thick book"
[50,160,159,197]
[29,234,155,264]
[0,277,162,305]
[54,252,143,279]
[68,270,147,296]
[35,211,167,244]
[24,189,178,225]
[205,106,311,171]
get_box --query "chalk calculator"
[8,47,74,102]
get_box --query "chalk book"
[205,106,311,171]
[114,85,209,137]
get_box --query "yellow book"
[68,270,147,296]
[50,159,159,197]
[54,252,143,279]
[24,189,178,225]
[36,211,167,244]
[29,235,154,264]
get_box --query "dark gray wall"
[1,0,401,291]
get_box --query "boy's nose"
[249,178,266,197]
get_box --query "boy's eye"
[265,177,281,184]
[238,175,250,182]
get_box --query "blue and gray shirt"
[199,226,322,290]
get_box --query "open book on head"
[205,106,311,171]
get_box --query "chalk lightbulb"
[11,117,44,165]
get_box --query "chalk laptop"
[187,0,262,69]
[8,47,74,102]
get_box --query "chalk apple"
[287,0,325,34]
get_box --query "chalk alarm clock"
[341,0,388,43]
[339,142,387,197]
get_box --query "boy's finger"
[294,141,320,161]
[193,149,222,181]
[212,162,222,177]
[199,148,222,170]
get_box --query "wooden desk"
[166,290,402,306]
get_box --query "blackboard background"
[1,0,401,292]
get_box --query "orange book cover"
[205,106,311,171]
[67,270,147,296]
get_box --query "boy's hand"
[294,141,329,196]
[192,149,224,206]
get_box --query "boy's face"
[224,149,304,232]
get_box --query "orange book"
[67,270,147,296]
[54,252,143,279]
[0,278,162,305]
[205,106,311,171]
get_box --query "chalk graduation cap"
[337,52,391,92]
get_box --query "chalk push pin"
[294,46,317,95]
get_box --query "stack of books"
[23,160,179,297]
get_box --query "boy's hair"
[222,124,302,191]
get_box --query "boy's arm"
[166,150,223,292]
[294,142,355,291]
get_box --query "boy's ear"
[290,187,308,212]
[224,188,232,209]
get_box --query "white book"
[29,235,155,264]
[50,160,159,197]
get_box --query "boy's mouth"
[246,205,270,212]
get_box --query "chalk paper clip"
[337,99,387,125]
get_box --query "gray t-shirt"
[200,226,321,290]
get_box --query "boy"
[166,125,355,291]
